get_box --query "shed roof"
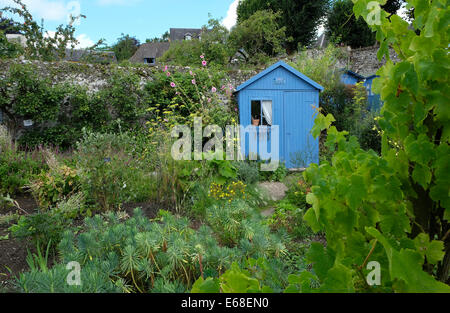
[340,69,365,80]
[365,74,379,80]
[129,42,171,62]
[235,61,324,92]
[169,28,203,41]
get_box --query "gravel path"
[258,182,288,217]
[258,182,288,201]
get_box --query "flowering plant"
[145,54,237,145]
[209,181,247,202]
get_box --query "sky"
[0,0,240,48]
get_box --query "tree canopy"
[237,0,330,52]
[112,34,140,62]
[326,0,376,48]
[229,10,287,62]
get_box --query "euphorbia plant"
[300,0,450,292]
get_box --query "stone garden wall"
[0,45,398,94]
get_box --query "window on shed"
[251,100,272,126]
[185,34,192,40]
[144,58,156,64]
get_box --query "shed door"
[241,91,281,161]
[284,91,318,168]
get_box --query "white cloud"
[75,33,95,48]
[222,0,239,30]
[0,0,81,23]
[44,30,94,49]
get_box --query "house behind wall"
[129,28,204,65]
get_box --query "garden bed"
[0,197,38,291]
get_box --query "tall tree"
[229,10,287,61]
[237,0,330,52]
[112,34,140,62]
[326,0,376,48]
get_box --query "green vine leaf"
[366,227,450,292]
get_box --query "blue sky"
[0,0,240,47]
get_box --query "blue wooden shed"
[235,61,324,169]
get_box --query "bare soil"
[122,201,163,220]
[0,196,38,292]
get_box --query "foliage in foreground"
[300,0,449,292]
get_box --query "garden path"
[258,182,288,217]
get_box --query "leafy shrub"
[52,192,87,219]
[144,61,235,132]
[286,179,311,208]
[292,45,381,153]
[75,131,154,211]
[0,29,23,59]
[293,45,345,92]
[267,200,313,239]
[0,151,42,195]
[29,164,80,210]
[341,82,381,153]
[9,211,69,250]
[259,162,288,182]
[96,69,144,131]
[1,64,146,149]
[234,161,260,185]
[207,158,238,184]
[0,126,43,195]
